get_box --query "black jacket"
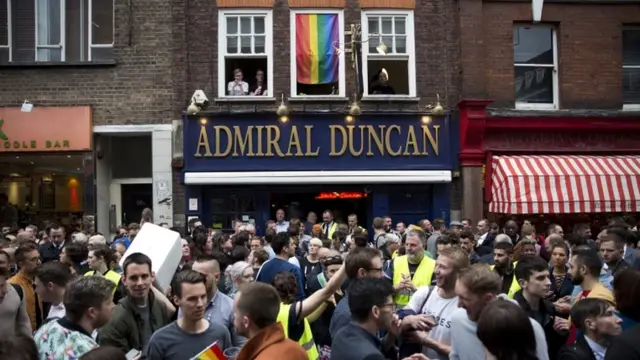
[514,290,566,359]
[557,336,597,360]
[39,241,65,264]
[549,266,575,302]
[605,324,640,360]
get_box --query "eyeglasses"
[367,267,383,273]
[380,302,397,311]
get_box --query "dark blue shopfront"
[181,114,457,233]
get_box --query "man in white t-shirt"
[400,247,469,360]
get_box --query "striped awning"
[489,155,640,214]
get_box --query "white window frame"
[1,0,12,62]
[361,10,416,98]
[217,9,274,99]
[622,26,640,110]
[514,24,559,110]
[88,0,115,61]
[35,0,65,62]
[289,9,346,98]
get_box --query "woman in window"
[369,68,395,95]
[227,68,249,95]
[250,69,268,96]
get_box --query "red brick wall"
[459,1,640,109]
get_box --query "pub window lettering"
[622,26,640,108]
[290,9,345,97]
[361,11,416,97]
[0,0,114,64]
[513,25,558,110]
[218,10,273,98]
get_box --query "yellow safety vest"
[277,303,319,360]
[392,255,436,307]
[323,222,338,239]
[490,261,520,299]
[84,270,121,295]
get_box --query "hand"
[402,314,436,331]
[406,330,431,347]
[388,314,403,336]
[553,300,571,314]
[553,317,570,332]
[402,354,430,360]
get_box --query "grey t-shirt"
[134,304,152,349]
[144,320,232,360]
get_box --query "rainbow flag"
[191,341,227,360]
[295,14,339,85]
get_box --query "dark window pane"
[91,46,113,60]
[623,67,640,104]
[0,1,8,45]
[238,197,256,212]
[91,0,113,45]
[623,28,640,66]
[12,0,36,62]
[514,66,553,104]
[514,26,553,64]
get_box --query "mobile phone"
[125,349,141,360]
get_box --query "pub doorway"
[269,190,369,226]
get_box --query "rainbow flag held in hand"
[295,13,340,85]
[190,341,227,360]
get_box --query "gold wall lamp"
[333,24,387,67]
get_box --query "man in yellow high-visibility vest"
[386,229,436,307]
[490,241,520,298]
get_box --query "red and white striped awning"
[489,155,640,214]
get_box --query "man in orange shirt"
[8,242,44,331]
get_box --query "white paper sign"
[188,198,198,211]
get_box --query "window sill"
[514,102,557,110]
[288,96,349,103]
[361,95,420,102]
[215,97,276,103]
[0,60,117,68]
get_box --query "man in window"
[228,69,249,96]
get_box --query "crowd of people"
[0,209,639,360]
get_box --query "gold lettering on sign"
[330,125,347,156]
[305,126,320,156]
[214,126,232,156]
[195,125,212,157]
[232,126,254,157]
[196,124,440,158]
[385,125,402,156]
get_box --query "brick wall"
[0,0,177,125]
[459,1,640,109]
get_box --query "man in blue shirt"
[255,232,304,301]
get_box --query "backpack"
[11,283,23,302]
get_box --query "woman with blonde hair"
[225,261,254,298]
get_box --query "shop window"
[0,0,114,64]
[218,10,273,98]
[361,11,416,97]
[290,10,345,97]
[623,26,640,108]
[513,25,558,109]
[210,194,256,230]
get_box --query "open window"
[623,26,640,109]
[0,0,114,64]
[218,10,273,98]
[289,9,345,97]
[361,10,416,97]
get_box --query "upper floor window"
[290,10,345,97]
[218,10,273,98]
[0,0,114,64]
[514,25,558,109]
[361,11,416,97]
[623,26,640,108]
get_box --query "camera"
[191,90,209,106]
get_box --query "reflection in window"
[513,25,557,107]
[623,27,640,105]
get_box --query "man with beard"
[184,255,246,346]
[386,230,437,307]
[563,246,615,345]
[558,298,622,360]
[34,276,115,359]
[503,220,520,245]
[449,264,549,360]
[489,242,520,298]
[99,253,174,354]
[400,247,469,360]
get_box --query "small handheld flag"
[190,341,227,360]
